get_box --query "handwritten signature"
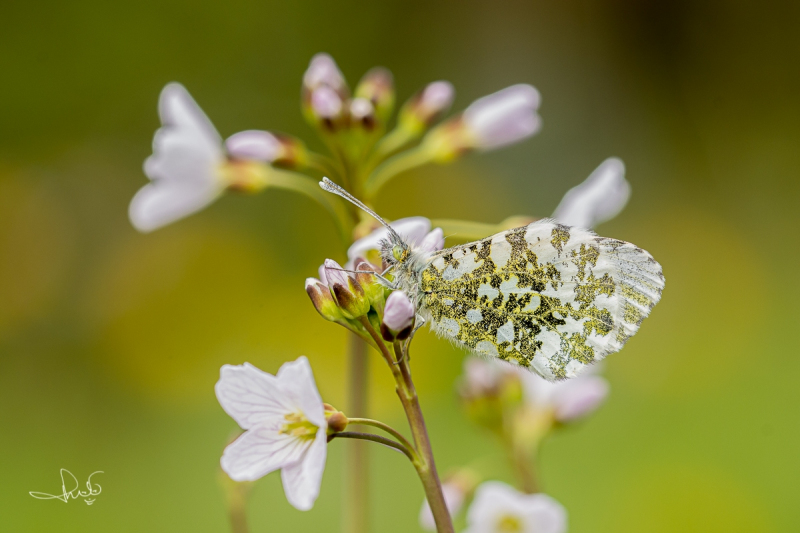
[29,469,104,505]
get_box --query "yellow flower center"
[496,514,523,532]
[280,412,318,440]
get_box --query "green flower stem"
[330,431,416,462]
[506,432,540,494]
[365,126,416,169]
[264,168,354,242]
[218,470,252,533]
[355,316,454,533]
[429,219,499,242]
[363,145,434,199]
[306,151,343,183]
[347,417,416,455]
[344,334,370,533]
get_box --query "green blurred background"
[2,0,798,531]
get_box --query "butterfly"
[321,178,664,381]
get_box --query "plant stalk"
[344,333,370,533]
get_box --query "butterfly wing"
[418,219,664,380]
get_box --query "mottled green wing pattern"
[418,219,664,380]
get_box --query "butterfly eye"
[392,245,406,262]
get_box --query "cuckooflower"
[303,53,347,97]
[552,157,630,229]
[215,357,327,511]
[130,84,273,232]
[462,84,541,150]
[130,83,227,232]
[400,81,456,133]
[347,216,444,267]
[520,366,609,423]
[464,481,567,533]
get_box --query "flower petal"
[419,228,445,252]
[551,375,609,422]
[463,84,541,150]
[552,157,630,229]
[280,427,327,511]
[129,179,222,232]
[215,363,295,430]
[221,423,312,482]
[275,356,325,428]
[347,217,431,263]
[524,493,568,533]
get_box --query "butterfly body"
[383,219,664,381]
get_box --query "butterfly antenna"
[319,177,402,242]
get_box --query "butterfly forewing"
[418,219,664,380]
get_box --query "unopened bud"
[349,97,376,130]
[323,403,349,434]
[355,67,395,123]
[354,258,385,309]
[324,259,370,319]
[399,81,455,135]
[303,53,348,97]
[381,290,415,340]
[422,84,540,162]
[310,87,345,131]
[305,277,342,322]
[226,130,309,169]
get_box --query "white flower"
[520,365,609,422]
[215,357,327,511]
[225,130,282,162]
[419,480,467,531]
[552,157,630,229]
[130,83,226,232]
[463,84,541,150]
[347,216,444,266]
[464,481,567,533]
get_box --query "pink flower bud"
[355,67,395,121]
[225,130,282,162]
[303,53,347,95]
[323,259,369,319]
[418,81,455,122]
[311,87,343,119]
[323,259,349,288]
[383,291,415,332]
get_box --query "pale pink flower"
[347,216,444,266]
[383,291,415,331]
[130,83,226,232]
[463,84,541,150]
[216,357,327,511]
[225,130,282,162]
[464,481,567,533]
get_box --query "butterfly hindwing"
[417,219,664,380]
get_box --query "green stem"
[347,417,416,455]
[363,145,434,199]
[306,151,342,182]
[265,169,353,242]
[355,318,454,533]
[344,334,370,533]
[331,432,416,462]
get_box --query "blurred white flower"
[464,481,567,533]
[520,365,609,423]
[462,356,515,395]
[225,130,282,162]
[215,357,327,511]
[303,53,347,95]
[419,480,467,531]
[130,83,226,232]
[347,216,444,266]
[463,84,541,150]
[552,157,630,229]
